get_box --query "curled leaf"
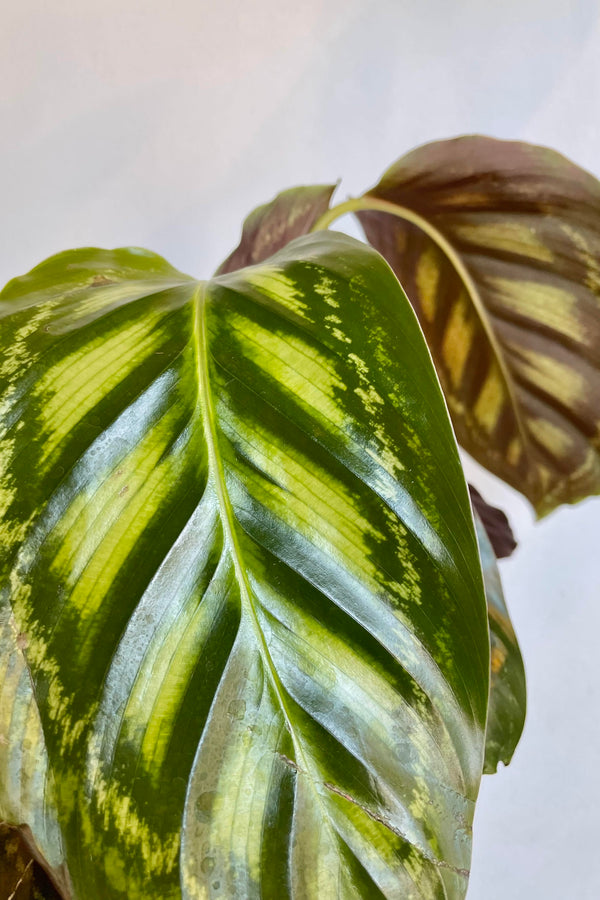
[358,136,600,515]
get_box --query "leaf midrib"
[192,283,306,754]
[193,282,365,870]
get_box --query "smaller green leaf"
[216,184,337,274]
[473,508,526,773]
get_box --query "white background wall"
[2,2,599,897]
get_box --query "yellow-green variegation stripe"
[357,136,600,515]
[0,234,489,899]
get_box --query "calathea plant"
[1,135,598,899]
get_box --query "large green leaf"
[0,234,489,899]
[357,136,600,515]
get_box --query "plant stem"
[311,196,462,269]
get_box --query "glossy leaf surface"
[0,234,488,899]
[473,513,526,773]
[0,590,68,895]
[216,184,336,275]
[358,136,600,515]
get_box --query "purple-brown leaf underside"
[358,136,600,515]
[216,184,336,275]
[468,485,516,559]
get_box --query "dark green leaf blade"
[216,184,336,275]
[472,510,526,773]
[357,136,600,515]
[0,234,489,899]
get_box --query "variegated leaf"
[216,184,336,275]
[472,506,526,773]
[357,136,600,515]
[0,590,68,896]
[0,234,489,899]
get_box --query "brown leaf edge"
[216,183,337,275]
[0,822,71,900]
